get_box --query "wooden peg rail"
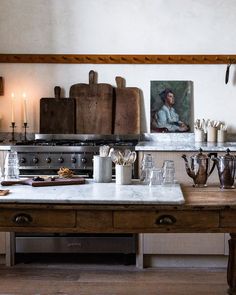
[0,54,235,64]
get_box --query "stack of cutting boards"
[39,71,141,135]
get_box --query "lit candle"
[22,92,27,123]
[11,92,15,123]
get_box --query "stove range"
[12,134,139,258]
[12,134,139,177]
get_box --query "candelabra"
[23,122,28,142]
[10,122,16,142]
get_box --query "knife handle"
[225,64,231,84]
[1,180,26,186]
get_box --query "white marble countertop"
[135,141,236,152]
[0,180,185,205]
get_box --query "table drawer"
[77,211,113,230]
[0,209,76,228]
[114,211,219,230]
[220,211,236,227]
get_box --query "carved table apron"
[0,184,236,294]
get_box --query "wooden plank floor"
[0,264,228,295]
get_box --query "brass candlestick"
[10,122,16,142]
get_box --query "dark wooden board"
[114,77,140,134]
[70,70,113,134]
[1,177,85,187]
[40,86,75,134]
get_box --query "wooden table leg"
[227,234,236,294]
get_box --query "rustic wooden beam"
[0,54,235,64]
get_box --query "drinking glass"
[149,168,163,186]
[162,160,175,184]
[4,151,19,180]
[163,167,175,184]
[162,160,175,170]
[140,154,153,183]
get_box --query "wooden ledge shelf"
[0,54,235,64]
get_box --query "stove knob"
[46,157,51,164]
[58,157,64,164]
[71,157,76,163]
[32,157,39,164]
[20,157,26,164]
[81,157,87,164]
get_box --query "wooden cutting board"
[114,77,141,134]
[40,86,76,134]
[1,177,85,187]
[69,70,113,134]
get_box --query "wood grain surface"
[70,70,113,134]
[0,53,235,64]
[0,265,227,295]
[40,86,75,134]
[114,77,140,134]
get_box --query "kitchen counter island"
[1,182,236,293]
[0,180,184,205]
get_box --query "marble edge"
[0,199,185,205]
[135,141,236,152]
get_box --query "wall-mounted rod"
[0,54,236,64]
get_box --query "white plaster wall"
[0,0,236,133]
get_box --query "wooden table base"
[228,234,236,294]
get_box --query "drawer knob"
[13,213,32,225]
[156,215,176,225]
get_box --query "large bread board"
[70,70,113,134]
[114,77,140,134]
[40,86,76,134]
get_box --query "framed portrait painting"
[150,80,193,133]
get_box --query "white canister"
[217,130,227,143]
[93,156,112,183]
[116,164,132,185]
[207,127,217,142]
[194,129,205,142]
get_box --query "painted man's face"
[165,92,175,106]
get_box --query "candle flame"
[11,92,15,98]
[22,92,26,99]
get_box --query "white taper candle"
[11,92,15,123]
[23,93,27,123]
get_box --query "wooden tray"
[1,177,85,187]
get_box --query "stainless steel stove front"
[12,144,138,178]
[12,135,139,259]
